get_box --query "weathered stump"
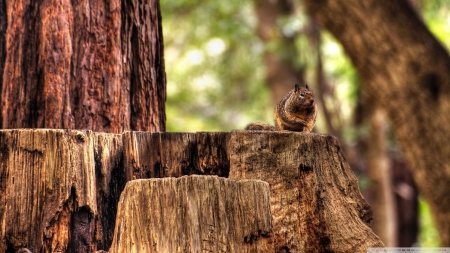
[229,131,384,252]
[0,129,383,252]
[122,131,230,180]
[109,176,273,253]
[0,129,124,252]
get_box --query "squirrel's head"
[286,84,316,114]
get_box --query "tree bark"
[109,176,273,253]
[229,131,384,252]
[0,0,166,133]
[1,129,382,252]
[304,0,450,245]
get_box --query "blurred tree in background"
[161,0,450,247]
[162,0,271,131]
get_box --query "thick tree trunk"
[304,0,450,245]
[0,0,166,133]
[0,129,382,252]
[109,176,273,253]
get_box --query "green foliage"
[320,31,360,142]
[422,1,450,48]
[417,198,439,246]
[162,0,271,131]
[161,0,361,134]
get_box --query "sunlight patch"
[206,38,226,56]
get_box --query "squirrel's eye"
[300,93,305,97]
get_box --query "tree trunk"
[254,0,305,106]
[0,129,382,252]
[109,176,273,253]
[0,0,166,133]
[367,108,397,246]
[392,158,419,246]
[304,0,450,245]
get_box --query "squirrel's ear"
[305,84,309,90]
[295,84,300,92]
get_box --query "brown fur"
[245,84,317,132]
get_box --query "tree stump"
[0,129,383,252]
[0,129,124,252]
[228,131,384,252]
[122,131,230,180]
[108,176,273,253]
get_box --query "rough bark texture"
[0,129,381,252]
[230,132,383,252]
[228,131,384,252]
[0,0,166,133]
[109,176,273,253]
[0,130,231,252]
[0,129,124,252]
[304,0,450,245]
[122,131,230,181]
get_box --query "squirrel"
[245,84,317,132]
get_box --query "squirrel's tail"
[245,122,277,131]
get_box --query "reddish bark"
[0,0,166,133]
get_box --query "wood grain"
[0,129,383,252]
[109,176,273,253]
[0,129,123,252]
[228,130,384,252]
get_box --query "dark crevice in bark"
[0,0,6,127]
[69,206,94,253]
[422,73,441,100]
[94,141,126,251]
[129,23,140,130]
